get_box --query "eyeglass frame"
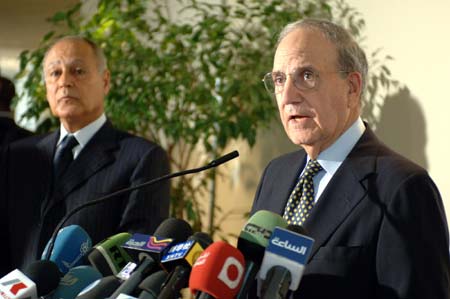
[262,67,351,95]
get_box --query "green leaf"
[15,0,398,237]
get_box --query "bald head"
[277,19,368,98]
[43,36,110,132]
[43,36,108,75]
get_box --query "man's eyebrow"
[45,61,61,69]
[272,64,316,74]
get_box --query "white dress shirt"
[56,113,107,160]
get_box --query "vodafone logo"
[217,257,244,289]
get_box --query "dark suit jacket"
[0,121,170,274]
[251,127,450,299]
[0,117,32,146]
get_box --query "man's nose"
[58,71,73,87]
[279,75,301,105]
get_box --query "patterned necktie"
[283,159,323,225]
[53,135,78,179]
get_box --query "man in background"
[0,36,170,274]
[0,75,32,146]
[252,19,449,298]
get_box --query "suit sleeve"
[376,172,450,298]
[118,144,170,235]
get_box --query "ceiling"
[0,0,79,76]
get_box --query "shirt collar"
[312,117,365,176]
[57,113,107,148]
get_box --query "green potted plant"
[15,0,396,234]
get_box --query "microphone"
[75,276,122,299]
[87,232,133,276]
[50,265,102,299]
[137,271,168,299]
[0,260,61,299]
[41,225,92,274]
[235,210,288,299]
[122,218,193,263]
[44,150,239,261]
[189,241,245,299]
[157,232,213,298]
[109,256,156,299]
[110,219,194,299]
[259,225,314,299]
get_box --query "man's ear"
[347,72,362,108]
[103,69,111,95]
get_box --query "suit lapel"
[37,131,59,217]
[47,122,118,212]
[272,151,307,215]
[304,128,379,259]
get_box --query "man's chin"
[288,132,318,147]
[54,109,83,121]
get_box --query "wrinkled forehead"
[44,40,96,69]
[273,28,338,72]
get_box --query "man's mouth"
[58,95,78,102]
[288,115,308,121]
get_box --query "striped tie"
[283,159,322,225]
[53,135,78,179]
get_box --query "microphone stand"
[44,150,239,260]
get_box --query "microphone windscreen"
[159,235,208,272]
[41,225,92,274]
[189,241,245,299]
[237,210,287,263]
[0,269,38,298]
[258,226,314,291]
[137,270,168,298]
[51,265,102,299]
[153,218,193,244]
[88,232,133,276]
[189,232,213,248]
[24,260,61,296]
[75,276,122,299]
[123,218,193,263]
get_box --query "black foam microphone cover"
[24,260,61,296]
[189,232,213,248]
[76,275,122,299]
[154,218,193,244]
[138,270,168,299]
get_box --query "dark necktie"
[283,159,323,225]
[53,135,78,179]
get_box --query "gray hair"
[277,19,368,97]
[42,35,108,74]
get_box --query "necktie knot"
[53,135,78,179]
[283,159,322,225]
[59,135,78,153]
[303,159,322,178]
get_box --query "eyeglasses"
[262,68,349,94]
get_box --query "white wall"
[345,0,450,221]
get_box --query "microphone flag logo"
[147,236,173,250]
[122,233,173,253]
[217,256,244,290]
[0,270,36,299]
[1,279,27,295]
